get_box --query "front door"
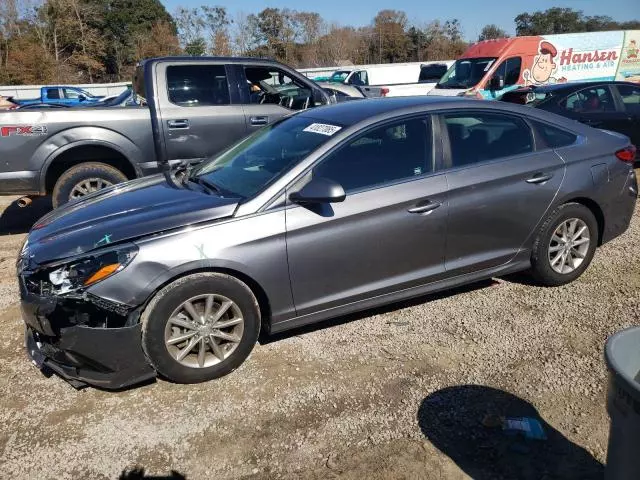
[440,111,565,274]
[558,85,628,134]
[285,116,449,316]
[238,64,315,133]
[157,63,248,164]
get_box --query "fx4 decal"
[1,125,48,137]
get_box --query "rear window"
[167,65,230,107]
[532,121,577,148]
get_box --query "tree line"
[1,2,638,86]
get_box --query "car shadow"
[119,467,187,479]
[0,197,52,235]
[417,385,604,480]
[260,279,499,345]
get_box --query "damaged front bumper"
[20,281,155,390]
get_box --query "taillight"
[615,145,637,163]
[380,88,389,97]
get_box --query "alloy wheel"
[548,218,591,274]
[164,294,244,368]
[70,178,113,198]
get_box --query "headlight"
[47,244,138,294]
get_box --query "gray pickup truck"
[0,57,332,207]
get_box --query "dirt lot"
[0,174,638,479]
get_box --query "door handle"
[526,173,554,184]
[408,201,441,214]
[583,119,602,127]
[250,116,269,126]
[167,119,190,129]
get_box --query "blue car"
[16,86,104,107]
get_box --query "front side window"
[64,89,80,99]
[192,116,341,199]
[617,84,640,114]
[167,65,230,107]
[349,71,368,86]
[437,57,497,89]
[444,112,533,167]
[560,87,615,113]
[493,57,522,87]
[245,66,313,110]
[313,117,432,193]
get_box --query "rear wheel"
[141,273,261,384]
[530,203,598,286]
[51,162,127,208]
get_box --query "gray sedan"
[19,97,638,388]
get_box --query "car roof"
[297,96,468,126]
[531,81,637,93]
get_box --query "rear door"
[439,110,565,274]
[156,61,247,164]
[613,83,640,147]
[236,64,318,133]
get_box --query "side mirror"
[78,94,87,102]
[489,75,505,91]
[289,177,346,204]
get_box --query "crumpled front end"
[18,254,155,390]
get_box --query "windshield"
[329,71,351,82]
[191,116,343,199]
[436,57,497,89]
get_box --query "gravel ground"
[0,174,638,479]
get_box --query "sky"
[160,0,639,41]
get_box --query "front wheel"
[530,203,598,286]
[141,273,261,384]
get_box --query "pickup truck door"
[155,61,248,165]
[234,63,326,132]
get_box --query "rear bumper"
[602,168,638,244]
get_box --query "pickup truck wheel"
[141,273,261,384]
[52,162,127,208]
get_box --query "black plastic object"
[605,326,640,480]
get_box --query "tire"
[141,273,261,384]
[530,202,598,287]
[51,162,128,208]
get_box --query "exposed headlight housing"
[46,244,138,294]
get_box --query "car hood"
[26,175,240,265]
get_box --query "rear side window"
[532,121,577,149]
[46,88,60,99]
[617,84,640,114]
[443,112,533,167]
[167,65,230,107]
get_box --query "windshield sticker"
[303,123,342,136]
[1,125,48,137]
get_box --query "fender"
[34,126,147,194]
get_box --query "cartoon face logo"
[523,41,560,86]
[627,39,638,59]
